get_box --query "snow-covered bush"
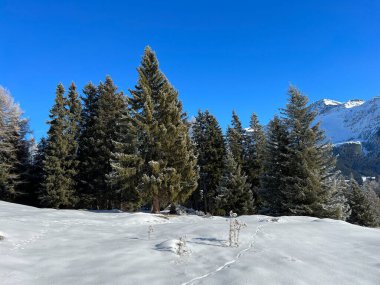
[148,225,154,240]
[228,211,247,247]
[176,236,191,256]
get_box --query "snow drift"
[0,201,379,284]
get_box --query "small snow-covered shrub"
[148,225,154,240]
[176,236,191,256]
[0,235,4,241]
[228,211,247,247]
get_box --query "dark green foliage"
[65,83,82,202]
[226,111,244,166]
[260,116,291,215]
[80,77,125,209]
[129,47,198,213]
[279,86,337,217]
[347,177,380,227]
[108,99,142,211]
[215,151,254,215]
[243,113,266,209]
[0,87,32,202]
[189,110,225,213]
[77,82,99,207]
[28,138,47,206]
[40,84,77,208]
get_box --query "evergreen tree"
[108,98,142,211]
[130,46,198,213]
[243,112,266,208]
[0,87,32,201]
[280,86,336,217]
[190,110,225,213]
[40,84,76,208]
[347,177,380,227]
[88,77,125,209]
[29,137,47,206]
[260,116,290,215]
[226,111,245,166]
[323,174,351,220]
[77,82,99,207]
[215,151,254,215]
[66,83,82,201]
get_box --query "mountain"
[311,98,380,144]
[311,97,380,180]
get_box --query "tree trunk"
[152,195,160,213]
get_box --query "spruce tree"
[29,137,47,206]
[86,77,125,209]
[108,98,142,211]
[0,87,31,201]
[243,112,266,208]
[323,174,351,220]
[40,84,76,208]
[215,151,254,215]
[66,83,82,200]
[190,110,225,213]
[130,46,198,213]
[77,82,99,207]
[260,116,291,215]
[226,111,245,166]
[280,86,336,217]
[347,177,380,227]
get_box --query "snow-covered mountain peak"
[343,99,365,109]
[311,96,380,144]
[322,99,342,106]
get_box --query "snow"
[312,97,380,144]
[1,201,379,285]
[322,99,342,106]
[344,100,365,109]
[333,140,362,147]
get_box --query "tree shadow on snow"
[188,237,227,247]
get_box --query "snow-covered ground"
[1,201,379,285]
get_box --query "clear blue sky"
[1,0,379,140]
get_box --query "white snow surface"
[1,201,379,285]
[311,97,380,144]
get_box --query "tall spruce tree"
[280,86,337,217]
[190,110,225,213]
[40,84,76,208]
[129,46,198,213]
[243,112,266,209]
[215,151,254,215]
[226,111,245,166]
[83,77,125,209]
[260,116,291,214]
[108,98,142,211]
[0,87,32,201]
[66,82,82,201]
[77,82,99,207]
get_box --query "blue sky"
[1,0,380,140]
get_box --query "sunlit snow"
[1,201,379,285]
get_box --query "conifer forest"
[1,47,379,228]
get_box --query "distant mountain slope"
[310,97,380,180]
[311,97,380,144]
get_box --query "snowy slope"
[1,202,379,285]
[311,97,380,144]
